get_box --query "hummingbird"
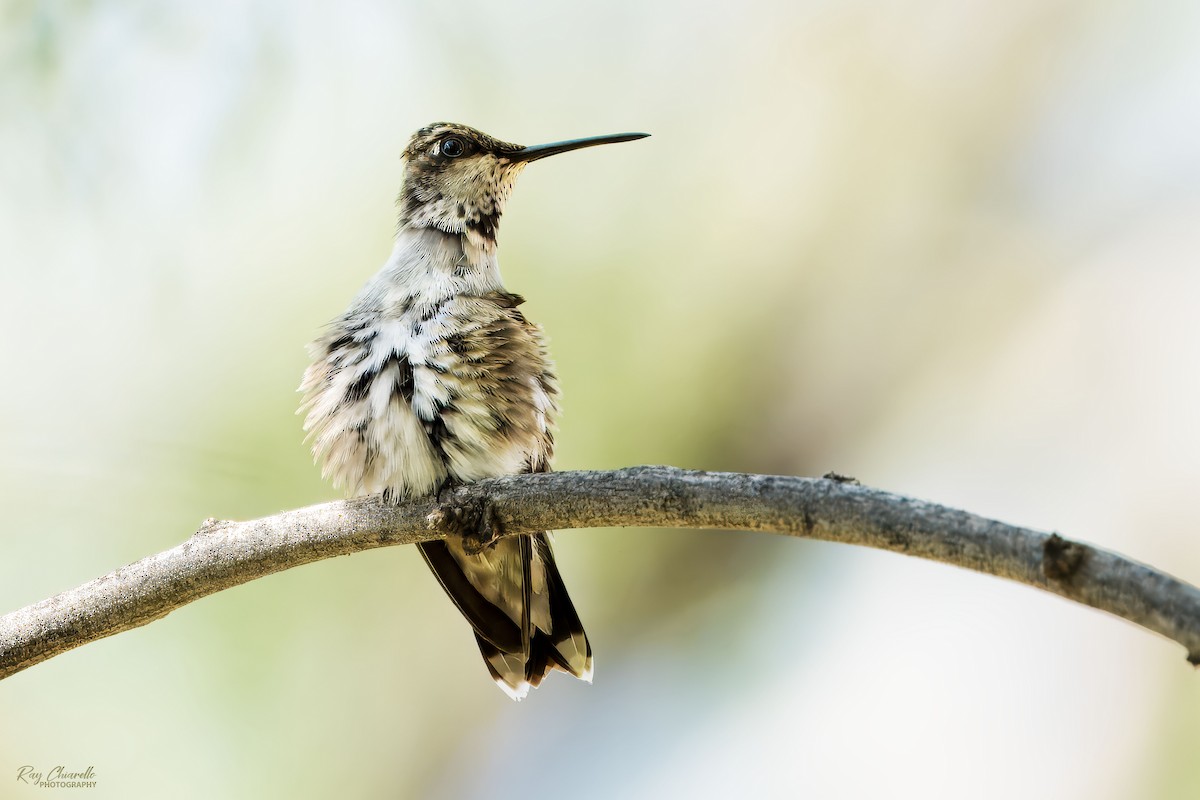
[299,122,648,699]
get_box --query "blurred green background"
[3,0,1200,797]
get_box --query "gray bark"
[2,466,1198,680]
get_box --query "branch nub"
[1042,533,1085,581]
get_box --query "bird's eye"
[440,137,465,158]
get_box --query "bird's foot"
[434,479,504,555]
[459,501,505,555]
[435,475,463,504]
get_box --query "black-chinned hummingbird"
[299,122,648,698]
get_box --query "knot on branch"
[1042,533,1085,581]
[195,517,228,535]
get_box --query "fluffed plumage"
[298,122,645,697]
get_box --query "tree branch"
[3,466,1198,680]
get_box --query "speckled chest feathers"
[299,226,558,499]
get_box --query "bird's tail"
[417,532,592,700]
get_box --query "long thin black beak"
[507,132,650,163]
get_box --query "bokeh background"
[3,0,1200,797]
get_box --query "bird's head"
[397,122,648,242]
